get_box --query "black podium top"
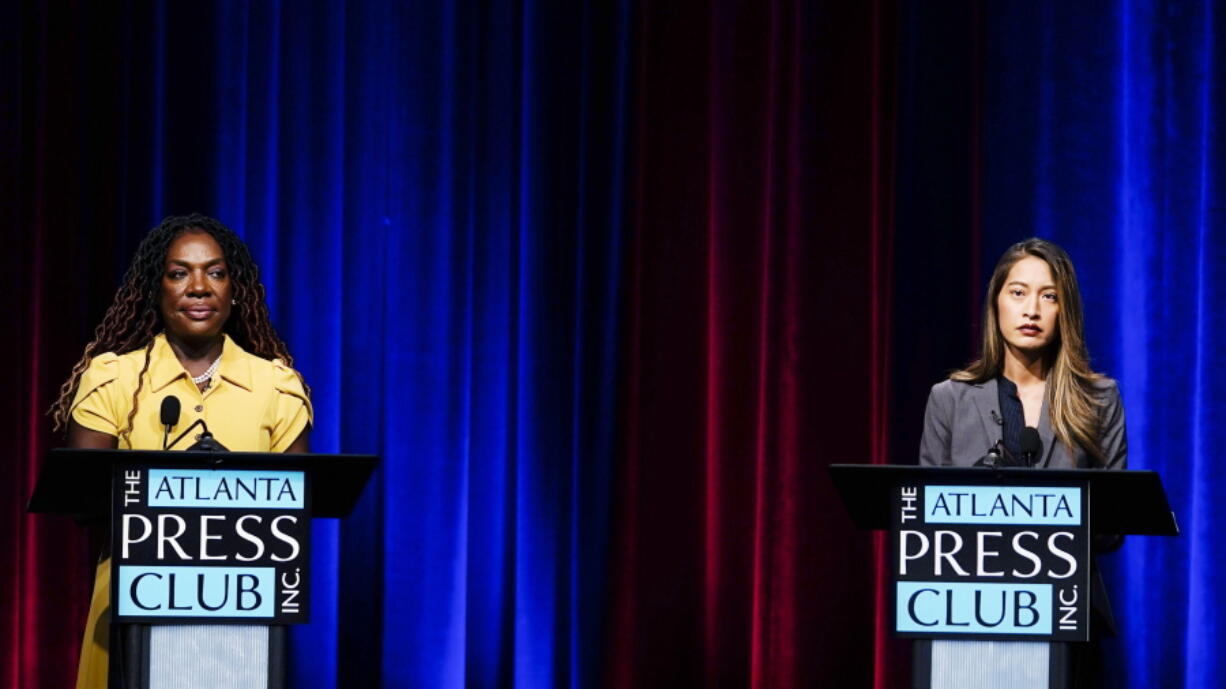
[829,464,1178,536]
[28,448,378,519]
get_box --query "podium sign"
[111,462,311,624]
[892,479,1089,642]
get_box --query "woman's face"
[996,255,1060,356]
[159,230,233,344]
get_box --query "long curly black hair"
[50,214,305,444]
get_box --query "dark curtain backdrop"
[608,2,905,687]
[4,2,1224,689]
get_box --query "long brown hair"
[952,238,1108,464]
[50,214,304,444]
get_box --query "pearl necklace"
[192,355,221,385]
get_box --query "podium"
[829,464,1177,689]
[29,448,378,689]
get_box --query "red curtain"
[609,1,907,687]
[2,4,127,687]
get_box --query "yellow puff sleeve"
[269,360,313,453]
[69,353,122,437]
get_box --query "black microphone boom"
[165,418,229,452]
[187,427,230,452]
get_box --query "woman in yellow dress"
[48,214,313,689]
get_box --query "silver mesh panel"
[148,625,269,689]
[930,640,1050,689]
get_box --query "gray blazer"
[919,377,1127,470]
[918,375,1128,635]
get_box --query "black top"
[996,375,1026,460]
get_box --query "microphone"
[1020,426,1043,467]
[160,396,181,449]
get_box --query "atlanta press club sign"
[892,480,1090,642]
[111,463,310,624]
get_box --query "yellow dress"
[69,333,312,689]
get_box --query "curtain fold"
[3,4,129,688]
[609,2,899,687]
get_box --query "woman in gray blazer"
[917,238,1126,688]
[920,238,1126,471]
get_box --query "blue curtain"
[984,1,1225,685]
[107,1,627,686]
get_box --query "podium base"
[913,640,1069,689]
[113,624,285,689]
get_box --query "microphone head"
[1020,426,1042,463]
[160,395,181,427]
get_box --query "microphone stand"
[165,418,230,453]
